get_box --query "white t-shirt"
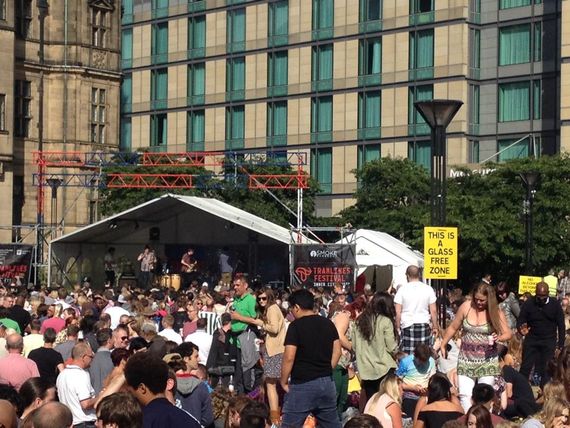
[56,365,96,425]
[158,328,183,345]
[394,280,436,329]
[185,330,213,364]
[103,305,130,329]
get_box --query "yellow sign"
[518,275,557,296]
[424,227,458,279]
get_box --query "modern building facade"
[0,0,121,242]
[119,0,561,216]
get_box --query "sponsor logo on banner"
[293,244,356,288]
[0,244,33,285]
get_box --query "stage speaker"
[149,227,160,241]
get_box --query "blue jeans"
[282,376,341,428]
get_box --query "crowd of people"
[0,265,568,428]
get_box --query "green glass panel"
[533,22,542,62]
[188,110,205,151]
[267,101,287,146]
[499,24,530,66]
[312,0,334,40]
[498,138,529,162]
[151,69,168,109]
[358,91,381,140]
[226,106,245,149]
[151,114,167,147]
[311,96,332,142]
[121,75,132,113]
[500,0,530,9]
[120,119,132,151]
[269,0,289,46]
[408,85,432,135]
[311,148,332,193]
[227,9,246,52]
[152,23,168,64]
[189,16,206,58]
[121,29,133,68]
[533,80,541,120]
[122,0,134,24]
[499,82,530,122]
[152,0,169,18]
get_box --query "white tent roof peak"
[51,193,313,245]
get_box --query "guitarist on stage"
[180,248,198,290]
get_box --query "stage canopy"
[49,194,312,287]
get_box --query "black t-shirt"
[284,314,339,382]
[9,305,31,333]
[502,366,535,403]
[28,347,63,385]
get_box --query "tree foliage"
[342,156,570,287]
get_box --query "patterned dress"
[457,317,500,378]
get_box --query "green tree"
[341,158,430,246]
[342,155,570,287]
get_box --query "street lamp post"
[520,172,539,275]
[46,178,62,237]
[414,99,463,328]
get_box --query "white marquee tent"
[337,229,424,289]
[49,194,312,287]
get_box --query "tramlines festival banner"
[0,244,33,286]
[292,244,356,289]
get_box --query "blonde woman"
[364,373,403,428]
[521,397,570,428]
[440,282,511,412]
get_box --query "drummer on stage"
[181,248,198,289]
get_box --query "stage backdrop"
[292,244,356,289]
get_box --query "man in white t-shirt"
[394,265,438,354]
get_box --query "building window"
[152,23,169,64]
[151,68,168,109]
[311,96,333,143]
[0,0,6,21]
[226,106,245,150]
[410,0,434,24]
[499,23,541,66]
[500,0,541,10]
[150,114,168,149]
[121,28,133,69]
[16,0,32,39]
[409,30,434,80]
[188,15,206,58]
[357,144,381,170]
[91,88,106,144]
[498,81,532,122]
[188,63,205,105]
[226,57,245,101]
[311,148,332,194]
[533,80,541,120]
[0,94,5,131]
[312,0,334,40]
[152,0,169,18]
[497,137,531,162]
[408,141,431,170]
[359,0,382,32]
[187,110,205,151]
[312,44,333,91]
[92,8,109,48]
[471,29,480,70]
[14,80,31,138]
[408,84,433,135]
[122,0,134,24]
[268,51,288,96]
[358,91,381,140]
[120,118,132,151]
[267,101,287,147]
[227,8,246,53]
[470,84,480,131]
[359,37,382,85]
[121,75,132,114]
[469,140,480,163]
[268,0,289,46]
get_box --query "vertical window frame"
[90,88,107,145]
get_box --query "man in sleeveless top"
[394,265,438,354]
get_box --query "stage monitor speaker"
[149,227,160,241]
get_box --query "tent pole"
[47,241,52,287]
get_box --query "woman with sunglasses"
[230,286,285,425]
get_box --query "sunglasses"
[258,296,267,301]
[120,336,129,341]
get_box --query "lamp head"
[414,99,463,129]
